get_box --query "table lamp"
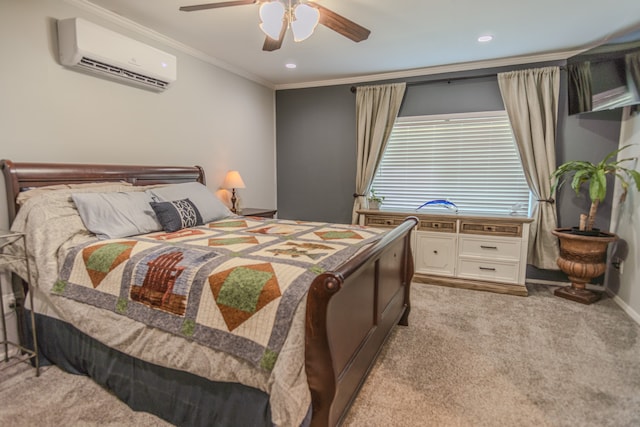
[222,170,246,213]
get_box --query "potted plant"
[367,188,385,210]
[550,144,640,304]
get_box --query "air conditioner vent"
[57,18,177,91]
[79,57,169,90]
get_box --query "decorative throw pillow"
[147,182,232,223]
[150,198,203,232]
[72,191,162,239]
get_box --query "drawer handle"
[479,266,496,271]
[385,220,393,225]
[480,245,498,250]
[433,223,440,228]
[433,250,438,254]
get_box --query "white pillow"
[72,191,162,239]
[147,182,232,223]
[17,181,134,205]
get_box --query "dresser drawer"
[457,258,520,284]
[418,219,456,233]
[414,232,456,276]
[458,235,521,261]
[460,221,522,237]
[364,215,406,229]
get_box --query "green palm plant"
[551,144,640,232]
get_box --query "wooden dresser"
[359,209,534,296]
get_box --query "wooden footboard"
[305,217,418,427]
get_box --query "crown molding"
[64,0,275,89]
[62,0,596,92]
[274,49,586,91]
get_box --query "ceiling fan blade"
[262,15,288,52]
[310,3,371,42]
[179,0,257,12]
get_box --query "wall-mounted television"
[567,28,640,115]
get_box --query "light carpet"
[1,283,639,427]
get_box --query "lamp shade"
[222,170,246,189]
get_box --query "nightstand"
[0,230,39,377]
[239,208,277,218]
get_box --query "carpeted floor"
[1,283,639,427]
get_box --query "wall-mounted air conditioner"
[57,17,177,91]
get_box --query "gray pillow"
[150,198,203,232]
[72,191,162,239]
[147,182,232,223]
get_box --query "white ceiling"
[74,0,640,89]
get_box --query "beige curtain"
[497,67,560,270]
[352,83,406,224]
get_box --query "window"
[370,111,531,215]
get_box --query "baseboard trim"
[525,278,570,287]
[414,273,528,296]
[605,288,640,326]
[526,279,608,293]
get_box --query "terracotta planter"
[551,228,618,304]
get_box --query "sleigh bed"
[1,160,417,427]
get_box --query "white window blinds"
[370,111,531,215]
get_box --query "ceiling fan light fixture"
[291,3,320,42]
[259,1,286,40]
[180,0,370,52]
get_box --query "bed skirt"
[24,311,312,427]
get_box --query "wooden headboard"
[1,160,205,224]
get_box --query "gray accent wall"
[399,76,504,117]
[276,86,356,223]
[557,108,622,230]
[276,65,622,231]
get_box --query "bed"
[1,160,417,427]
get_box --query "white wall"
[0,1,276,344]
[606,108,640,323]
[0,0,277,231]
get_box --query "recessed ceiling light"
[478,35,493,43]
[285,63,297,69]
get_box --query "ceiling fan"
[179,0,371,52]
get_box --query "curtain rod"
[349,72,497,93]
[349,66,567,93]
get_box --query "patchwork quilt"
[53,216,386,372]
